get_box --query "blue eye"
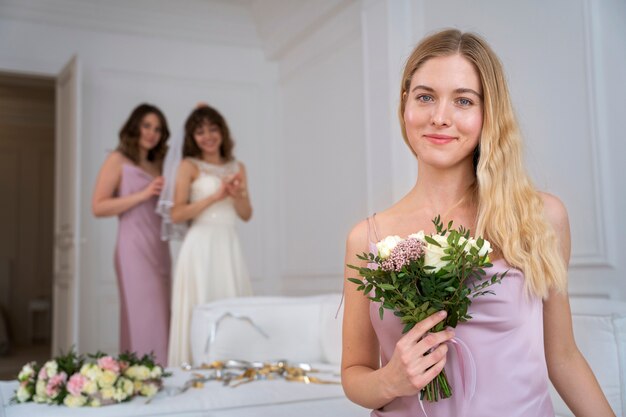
[457,98,472,106]
[417,95,434,103]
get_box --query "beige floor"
[0,344,50,381]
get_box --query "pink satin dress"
[367,217,554,417]
[115,164,171,365]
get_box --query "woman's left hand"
[226,172,247,199]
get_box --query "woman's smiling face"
[403,54,483,170]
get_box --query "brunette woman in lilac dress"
[342,30,614,417]
[92,104,171,365]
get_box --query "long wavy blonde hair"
[399,29,566,298]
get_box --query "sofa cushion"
[550,298,626,417]
[319,293,343,366]
[191,296,333,365]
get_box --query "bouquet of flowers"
[13,350,167,407]
[348,216,505,402]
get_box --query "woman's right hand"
[142,176,165,200]
[381,311,454,398]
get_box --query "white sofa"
[1,294,624,417]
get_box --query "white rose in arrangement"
[100,387,115,400]
[34,379,46,401]
[467,238,492,258]
[423,234,450,273]
[112,388,129,402]
[82,380,98,395]
[81,364,103,381]
[16,385,32,402]
[63,394,87,408]
[140,382,159,397]
[98,370,118,388]
[18,364,35,381]
[89,398,102,407]
[119,378,134,396]
[149,366,163,379]
[43,360,58,378]
[408,230,426,242]
[376,235,403,260]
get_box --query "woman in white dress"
[167,104,253,366]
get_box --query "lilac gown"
[367,217,554,417]
[115,164,171,365]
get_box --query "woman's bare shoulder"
[539,191,569,231]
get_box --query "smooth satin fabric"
[115,164,171,365]
[368,242,554,417]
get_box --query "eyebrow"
[411,84,483,99]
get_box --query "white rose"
[83,380,98,395]
[98,370,118,388]
[44,361,58,377]
[16,385,32,402]
[467,238,492,258]
[140,382,159,397]
[18,364,35,381]
[408,231,426,242]
[423,234,450,273]
[149,366,162,379]
[35,379,46,399]
[119,378,134,396]
[376,235,403,259]
[63,394,87,408]
[89,398,102,407]
[100,387,115,400]
[81,364,103,381]
[113,388,129,402]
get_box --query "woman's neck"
[138,147,149,164]
[201,152,223,165]
[409,162,477,215]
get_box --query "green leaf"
[347,278,363,285]
[379,284,396,291]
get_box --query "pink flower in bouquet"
[38,367,47,380]
[97,356,120,374]
[67,374,87,396]
[45,372,67,397]
[381,238,424,272]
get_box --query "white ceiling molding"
[250,0,356,60]
[0,0,262,48]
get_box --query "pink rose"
[45,372,67,397]
[38,367,47,380]
[97,356,120,374]
[67,374,87,396]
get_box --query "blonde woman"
[341,29,614,417]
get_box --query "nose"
[431,102,451,127]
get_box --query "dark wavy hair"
[117,103,170,164]
[182,105,234,161]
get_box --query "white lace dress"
[167,158,252,366]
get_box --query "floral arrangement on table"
[13,350,168,407]
[348,216,506,402]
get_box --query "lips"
[424,134,456,144]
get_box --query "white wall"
[0,0,623,354]
[259,1,368,295]
[0,1,279,353]
[361,0,626,299]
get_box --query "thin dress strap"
[367,213,381,244]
